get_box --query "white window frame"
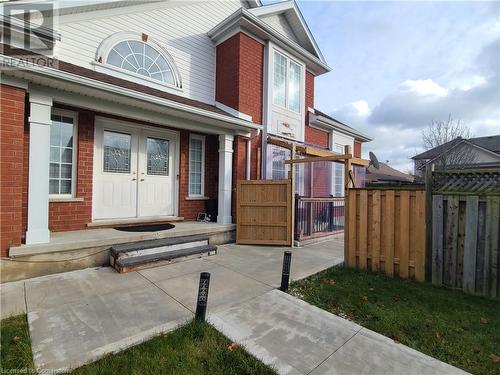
[49,109,78,199]
[332,143,344,197]
[188,134,205,198]
[93,32,182,94]
[272,50,302,114]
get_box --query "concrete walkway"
[1,238,467,374]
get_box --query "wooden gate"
[236,180,292,245]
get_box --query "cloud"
[330,39,500,172]
[368,39,500,128]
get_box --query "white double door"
[93,120,178,220]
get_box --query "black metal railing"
[294,195,344,241]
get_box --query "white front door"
[93,120,178,220]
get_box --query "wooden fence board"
[371,190,381,272]
[415,191,426,282]
[488,197,499,297]
[385,190,395,277]
[347,191,357,267]
[432,195,444,285]
[399,191,410,278]
[463,196,478,293]
[358,190,368,270]
[446,196,459,286]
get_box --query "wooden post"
[424,163,434,281]
[289,144,296,246]
[344,145,353,263]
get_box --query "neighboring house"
[365,163,414,186]
[0,0,370,256]
[412,135,500,175]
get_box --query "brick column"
[0,85,26,256]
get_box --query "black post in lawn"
[280,251,292,291]
[195,272,211,321]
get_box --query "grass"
[0,315,34,371]
[288,266,500,375]
[0,317,276,375]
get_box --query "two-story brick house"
[0,0,370,260]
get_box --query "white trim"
[248,0,326,63]
[26,90,52,245]
[309,112,372,142]
[92,61,183,95]
[218,134,234,224]
[92,116,180,221]
[215,101,253,122]
[1,57,262,133]
[208,8,331,75]
[188,134,206,198]
[49,109,79,199]
[94,31,182,91]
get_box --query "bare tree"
[421,115,476,169]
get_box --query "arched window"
[107,40,175,85]
[96,32,181,90]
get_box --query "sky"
[293,0,500,172]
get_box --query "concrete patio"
[0,238,467,374]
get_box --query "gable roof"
[412,135,500,160]
[309,108,372,142]
[248,1,325,62]
[366,162,414,183]
[208,6,331,75]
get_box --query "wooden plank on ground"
[385,191,395,277]
[432,195,444,285]
[463,196,478,293]
[358,190,368,270]
[371,190,381,272]
[414,191,426,282]
[399,191,410,278]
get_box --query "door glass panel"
[147,137,169,176]
[103,131,131,173]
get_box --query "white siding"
[54,1,244,104]
[260,14,299,43]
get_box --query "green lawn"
[288,266,500,375]
[0,316,276,375]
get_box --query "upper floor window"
[107,40,175,85]
[96,32,182,91]
[273,51,302,113]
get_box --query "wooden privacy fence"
[432,195,499,297]
[345,189,426,281]
[236,179,292,245]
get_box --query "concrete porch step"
[110,235,217,273]
[114,245,217,273]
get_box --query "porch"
[1,222,235,283]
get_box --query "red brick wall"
[216,32,265,221]
[216,36,240,111]
[354,141,362,158]
[216,32,264,124]
[179,131,218,220]
[1,85,26,256]
[304,71,329,149]
[48,112,94,231]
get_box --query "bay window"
[272,51,302,113]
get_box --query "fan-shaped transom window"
[106,40,176,85]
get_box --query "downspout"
[246,139,251,180]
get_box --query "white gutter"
[309,112,372,142]
[1,56,262,133]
